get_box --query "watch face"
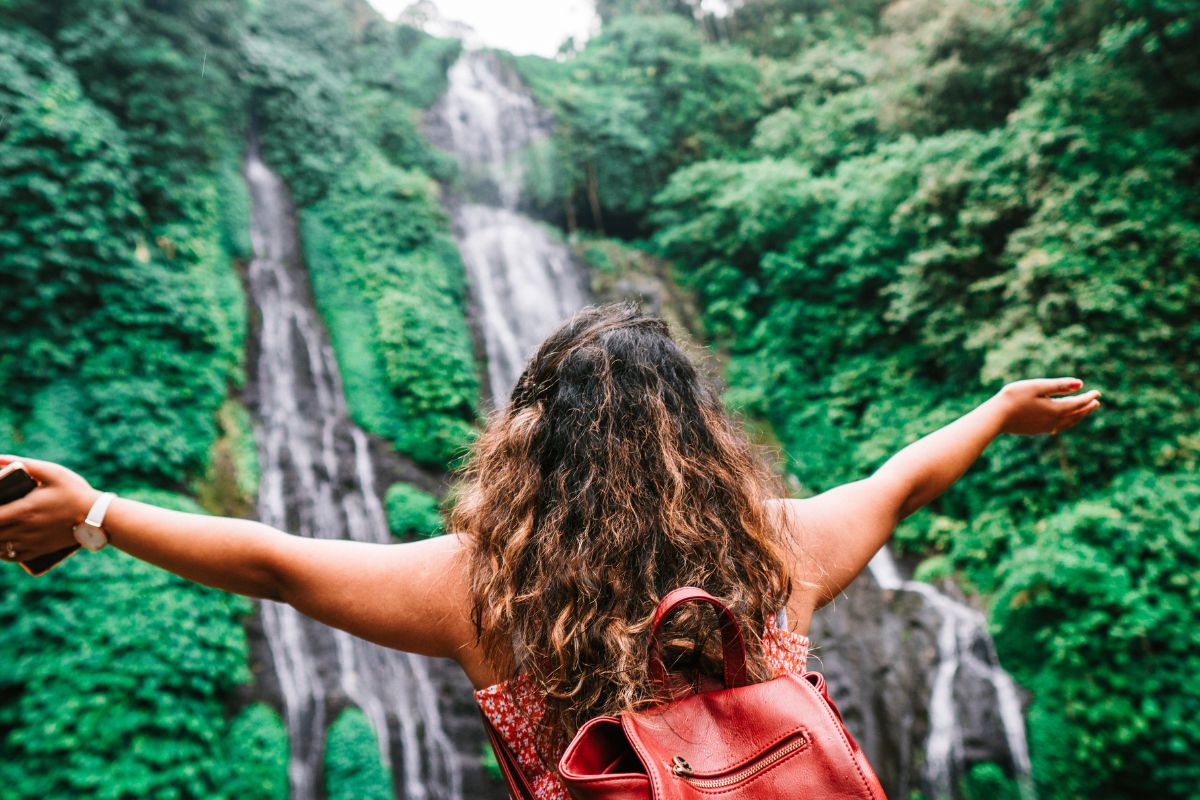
[74,523,108,551]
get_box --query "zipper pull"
[671,755,693,777]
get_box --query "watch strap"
[85,492,117,528]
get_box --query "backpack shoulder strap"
[480,707,539,800]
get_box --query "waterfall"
[867,548,1035,799]
[243,144,467,800]
[428,51,590,406]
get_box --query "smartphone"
[0,461,81,576]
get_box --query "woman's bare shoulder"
[429,534,508,688]
[764,478,906,618]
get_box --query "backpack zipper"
[670,734,809,789]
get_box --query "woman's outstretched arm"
[0,456,476,661]
[777,378,1102,611]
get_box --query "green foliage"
[991,470,1200,797]
[0,27,143,392]
[481,739,502,782]
[0,24,246,489]
[0,489,253,800]
[594,0,707,23]
[244,30,358,206]
[517,15,762,233]
[959,761,1020,800]
[0,3,475,799]
[217,153,255,261]
[640,1,1200,795]
[726,0,886,58]
[654,62,1199,514]
[872,0,1041,136]
[750,35,885,170]
[384,482,444,539]
[226,704,290,800]
[350,20,464,110]
[246,0,461,201]
[324,708,393,800]
[350,88,458,179]
[304,150,480,466]
[6,0,250,227]
[253,0,462,109]
[0,12,260,800]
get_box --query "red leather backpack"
[482,586,887,799]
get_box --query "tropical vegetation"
[0,0,1195,797]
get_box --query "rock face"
[809,569,936,798]
[810,550,1033,799]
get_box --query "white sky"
[370,0,601,57]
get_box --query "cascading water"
[243,143,469,800]
[866,548,1035,800]
[428,51,589,406]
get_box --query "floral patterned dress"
[474,614,812,800]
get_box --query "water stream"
[868,548,1035,799]
[244,143,466,800]
[428,51,590,407]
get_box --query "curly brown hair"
[450,302,795,763]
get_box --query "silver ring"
[4,541,15,559]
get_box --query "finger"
[1053,389,1101,412]
[0,494,34,528]
[1060,400,1101,428]
[0,456,61,484]
[1032,377,1084,396]
[1068,398,1101,416]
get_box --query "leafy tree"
[1,16,261,799]
[243,30,358,207]
[0,23,245,489]
[5,0,249,226]
[384,482,444,539]
[873,0,1042,135]
[324,708,393,800]
[518,15,762,234]
[727,0,886,57]
[226,704,290,800]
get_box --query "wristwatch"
[73,492,117,552]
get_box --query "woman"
[0,303,1099,795]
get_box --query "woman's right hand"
[0,455,100,562]
[995,378,1102,436]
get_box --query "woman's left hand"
[995,378,1102,436]
[0,455,99,562]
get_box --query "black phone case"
[0,466,37,503]
[0,466,82,575]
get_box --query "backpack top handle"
[648,587,749,692]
